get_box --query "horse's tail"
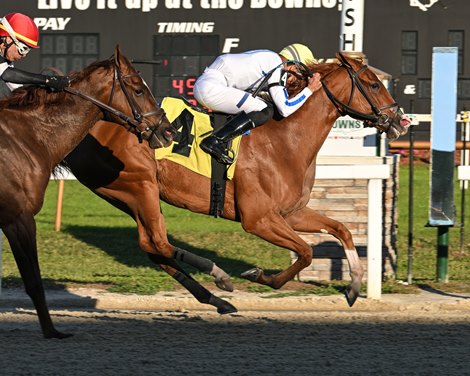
[53,162,71,180]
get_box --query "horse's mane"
[0,59,113,110]
[313,60,342,76]
[0,85,66,110]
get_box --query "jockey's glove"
[45,75,70,91]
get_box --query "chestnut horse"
[0,46,175,338]
[64,52,410,314]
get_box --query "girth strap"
[209,113,229,218]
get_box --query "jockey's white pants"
[194,68,268,115]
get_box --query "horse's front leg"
[238,210,314,290]
[147,254,237,314]
[171,247,233,292]
[3,214,72,339]
[285,206,364,306]
[133,197,233,293]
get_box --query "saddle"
[156,97,243,217]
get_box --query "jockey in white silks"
[193,43,322,164]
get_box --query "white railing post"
[367,178,383,299]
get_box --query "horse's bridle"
[320,60,399,133]
[65,59,167,143]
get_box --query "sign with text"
[319,116,377,156]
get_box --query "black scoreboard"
[152,35,219,105]
[9,0,470,121]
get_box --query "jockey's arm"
[2,67,51,86]
[268,84,313,118]
[1,67,70,91]
[268,72,321,117]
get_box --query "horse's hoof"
[241,268,262,282]
[44,330,74,339]
[344,287,359,307]
[217,301,238,315]
[209,295,238,315]
[215,277,234,292]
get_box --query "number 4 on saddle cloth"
[156,97,243,217]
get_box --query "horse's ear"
[114,45,122,67]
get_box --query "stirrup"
[211,144,235,165]
[216,148,235,165]
[201,136,236,164]
[208,145,235,165]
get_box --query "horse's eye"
[135,88,144,96]
[371,82,380,90]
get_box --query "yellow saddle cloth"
[155,97,241,179]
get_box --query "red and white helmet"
[0,13,39,49]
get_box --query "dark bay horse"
[0,46,175,338]
[64,52,411,313]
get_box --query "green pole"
[437,226,449,282]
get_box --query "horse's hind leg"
[2,214,71,338]
[135,210,233,292]
[147,254,237,314]
[171,247,233,292]
[285,207,364,306]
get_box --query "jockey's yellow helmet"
[279,43,316,65]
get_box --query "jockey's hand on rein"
[45,75,70,92]
[307,73,322,94]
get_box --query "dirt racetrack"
[1,288,470,376]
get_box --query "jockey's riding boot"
[201,112,255,164]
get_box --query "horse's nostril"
[163,128,176,142]
[400,117,411,128]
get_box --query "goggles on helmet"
[15,40,30,56]
[1,17,31,56]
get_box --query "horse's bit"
[321,59,399,133]
[65,59,166,143]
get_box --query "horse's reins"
[64,60,166,143]
[321,60,398,133]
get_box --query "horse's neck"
[275,93,338,167]
[42,92,103,167]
